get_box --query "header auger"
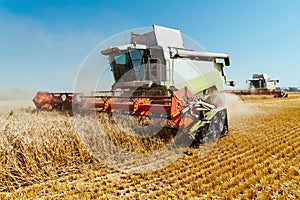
[33,25,233,144]
[33,92,82,111]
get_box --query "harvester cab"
[247,73,279,91]
[33,25,232,144]
[101,25,230,94]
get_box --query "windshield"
[110,49,147,82]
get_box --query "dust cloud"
[0,88,33,100]
[224,93,258,120]
[0,88,35,112]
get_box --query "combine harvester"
[33,25,234,143]
[226,73,288,98]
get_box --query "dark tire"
[194,109,228,145]
[208,109,228,139]
[194,125,209,145]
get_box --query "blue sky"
[0,0,300,92]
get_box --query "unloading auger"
[33,25,234,143]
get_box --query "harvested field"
[0,93,300,199]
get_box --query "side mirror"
[226,81,236,87]
[224,57,230,66]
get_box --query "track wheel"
[208,109,228,139]
[194,125,209,145]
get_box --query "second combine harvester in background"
[33,25,234,144]
[227,73,288,98]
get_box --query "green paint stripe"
[175,70,224,94]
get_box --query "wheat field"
[0,93,299,199]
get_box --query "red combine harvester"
[33,25,234,143]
